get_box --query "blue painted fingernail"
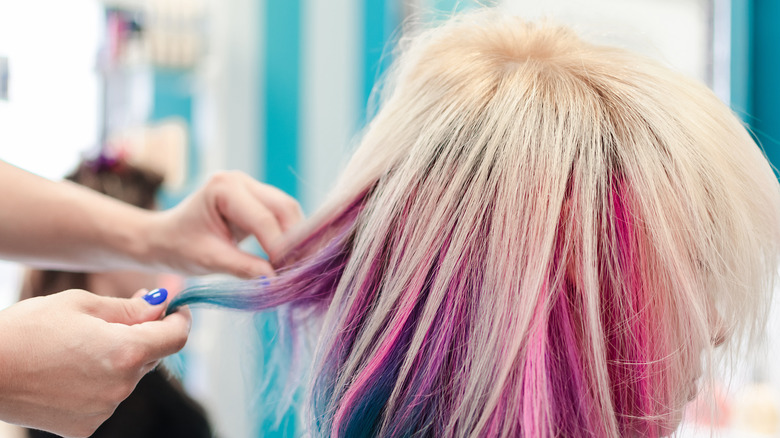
[143,288,168,305]
[259,276,271,287]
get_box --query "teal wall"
[730,0,752,118]
[732,0,780,175]
[259,0,486,201]
[149,68,196,207]
[256,2,304,436]
[264,0,302,199]
[362,0,402,122]
[750,0,780,174]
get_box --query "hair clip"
[86,152,124,173]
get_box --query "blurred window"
[0,0,102,309]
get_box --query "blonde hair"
[173,11,780,437]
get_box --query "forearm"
[0,160,156,271]
[0,163,301,278]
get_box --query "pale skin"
[0,160,303,437]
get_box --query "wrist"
[100,208,159,271]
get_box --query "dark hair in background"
[19,158,164,300]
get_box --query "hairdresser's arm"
[0,160,303,278]
[0,289,190,438]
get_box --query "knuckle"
[205,173,229,194]
[63,289,91,300]
[172,331,188,352]
[209,171,229,183]
[209,170,242,187]
[97,382,128,407]
[62,289,97,311]
[255,211,277,228]
[283,197,302,215]
[235,261,258,279]
[197,252,219,271]
[109,379,137,404]
[111,345,146,374]
[66,416,107,438]
[69,424,98,438]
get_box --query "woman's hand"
[0,289,190,438]
[0,161,303,277]
[147,171,304,278]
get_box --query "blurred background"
[0,0,779,436]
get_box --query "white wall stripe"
[300,0,362,213]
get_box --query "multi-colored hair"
[170,11,780,437]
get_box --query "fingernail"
[143,288,168,305]
[259,276,271,287]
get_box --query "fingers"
[131,307,192,359]
[49,412,113,438]
[243,176,304,232]
[205,239,276,278]
[83,292,167,325]
[143,359,162,373]
[160,171,304,277]
[131,288,149,299]
[92,292,191,372]
[210,172,303,262]
[215,180,284,256]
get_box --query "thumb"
[90,288,170,325]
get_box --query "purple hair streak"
[168,11,780,437]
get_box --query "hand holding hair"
[0,288,190,438]
[146,171,304,278]
[0,161,299,434]
[0,161,303,277]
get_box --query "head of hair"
[67,157,163,210]
[170,11,780,437]
[19,158,163,299]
